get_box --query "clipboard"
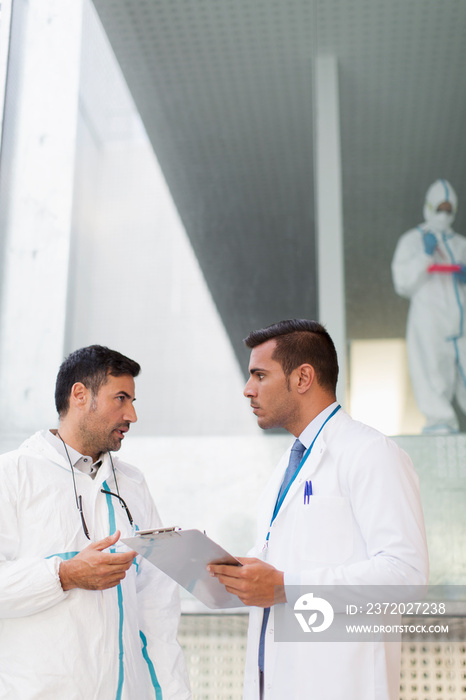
[122,528,245,609]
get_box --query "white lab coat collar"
[297,401,339,450]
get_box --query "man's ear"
[295,364,316,394]
[69,382,90,410]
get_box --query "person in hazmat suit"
[392,179,466,434]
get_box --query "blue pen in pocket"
[304,480,313,504]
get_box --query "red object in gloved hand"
[428,264,462,273]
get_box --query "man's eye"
[258,374,265,380]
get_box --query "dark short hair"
[244,319,338,393]
[55,345,141,417]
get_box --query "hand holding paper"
[208,557,286,608]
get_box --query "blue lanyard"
[267,405,341,538]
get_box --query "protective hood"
[423,179,457,233]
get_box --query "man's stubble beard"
[78,406,120,457]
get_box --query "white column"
[314,55,347,406]
[0,0,13,147]
[0,0,83,440]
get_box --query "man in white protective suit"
[0,345,191,700]
[208,320,428,700]
[392,179,466,434]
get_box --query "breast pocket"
[292,496,354,564]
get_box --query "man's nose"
[125,403,137,423]
[243,378,255,398]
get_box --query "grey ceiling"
[91,0,466,366]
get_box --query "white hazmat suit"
[0,431,191,700]
[392,179,466,433]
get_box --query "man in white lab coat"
[209,319,428,700]
[0,345,191,700]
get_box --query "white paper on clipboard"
[122,528,245,609]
